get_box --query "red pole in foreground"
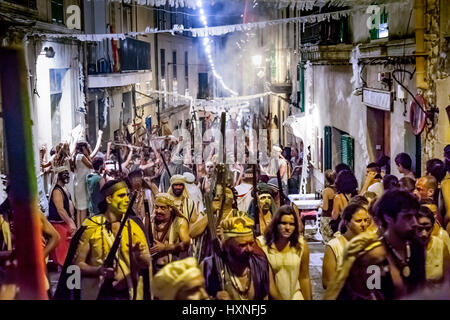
[0,47,48,299]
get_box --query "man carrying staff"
[67,180,151,300]
[168,174,199,228]
[150,193,190,274]
[201,215,281,300]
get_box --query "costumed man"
[247,183,278,235]
[190,180,246,262]
[48,166,77,267]
[413,175,450,251]
[183,172,205,214]
[152,257,209,300]
[150,193,190,274]
[159,154,192,193]
[168,174,199,228]
[127,169,158,226]
[267,146,288,184]
[234,168,254,213]
[201,215,282,300]
[325,190,426,300]
[56,180,151,300]
[199,161,215,196]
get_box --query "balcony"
[270,81,292,94]
[87,37,152,89]
[300,43,353,63]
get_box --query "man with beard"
[201,215,281,300]
[159,154,192,193]
[190,182,246,262]
[69,180,151,300]
[325,189,426,300]
[151,193,190,274]
[168,175,199,228]
[248,183,278,235]
[48,166,77,267]
[152,257,209,300]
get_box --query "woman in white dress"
[73,131,102,226]
[256,205,312,300]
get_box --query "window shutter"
[324,126,332,170]
[340,134,354,172]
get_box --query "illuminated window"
[370,8,388,40]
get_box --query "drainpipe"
[414,0,427,90]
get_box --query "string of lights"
[195,0,238,97]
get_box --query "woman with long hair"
[322,204,371,289]
[256,205,312,300]
[330,170,358,233]
[72,133,102,227]
[319,170,336,243]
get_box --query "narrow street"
[308,241,325,300]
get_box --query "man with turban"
[247,183,278,235]
[201,215,281,300]
[57,179,152,300]
[168,174,199,228]
[183,172,205,214]
[159,153,192,193]
[152,257,208,300]
[150,193,190,274]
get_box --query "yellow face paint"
[108,187,130,215]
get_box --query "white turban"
[183,172,195,184]
[152,257,203,300]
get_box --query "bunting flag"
[34,7,357,41]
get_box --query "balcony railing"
[87,37,150,75]
[301,16,349,45]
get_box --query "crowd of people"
[0,124,449,300]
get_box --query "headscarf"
[154,193,176,207]
[183,172,195,184]
[49,165,70,199]
[152,257,203,300]
[168,174,190,200]
[221,215,254,241]
[100,181,128,198]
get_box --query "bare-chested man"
[325,190,425,300]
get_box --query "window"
[51,0,64,24]
[49,68,68,146]
[324,126,354,172]
[370,7,388,40]
[172,51,177,80]
[198,73,209,99]
[184,51,189,87]
[160,49,166,79]
[296,63,305,112]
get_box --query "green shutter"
[300,64,305,112]
[341,134,354,172]
[324,126,332,170]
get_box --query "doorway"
[366,107,390,162]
